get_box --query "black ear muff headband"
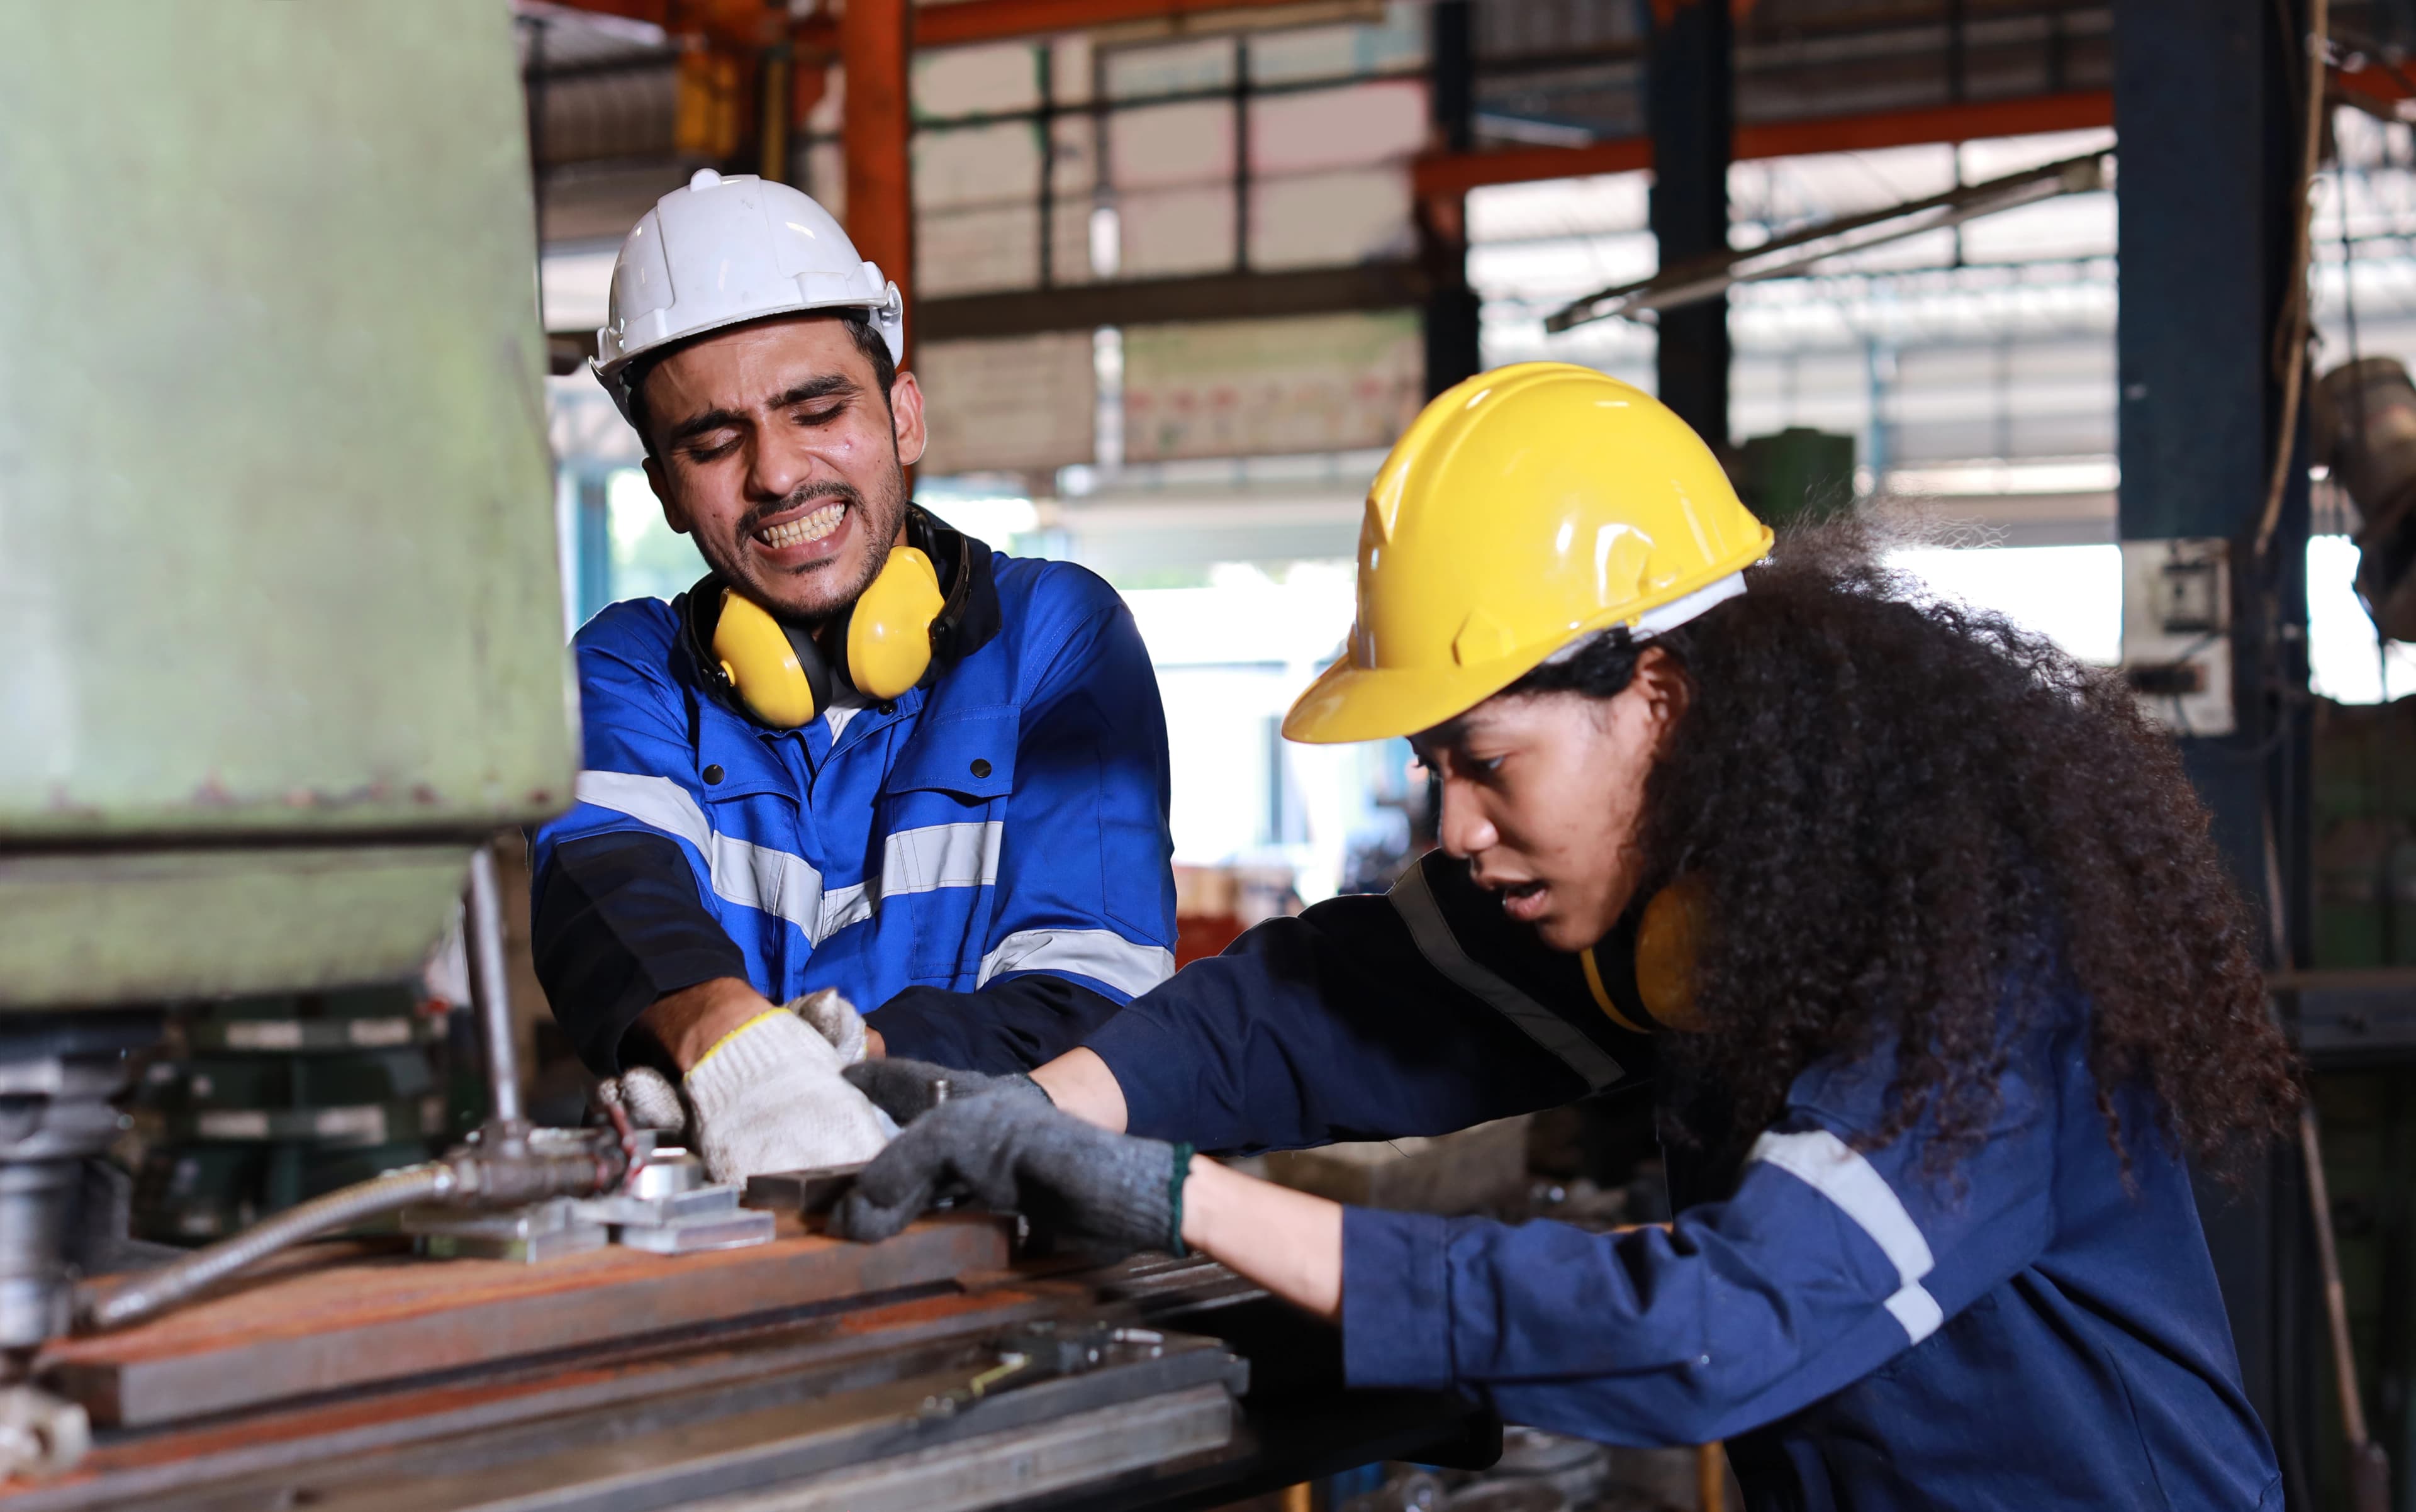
[683,508,976,730]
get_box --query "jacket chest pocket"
[882,708,1017,978]
[691,734,822,946]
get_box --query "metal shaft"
[464,846,525,1129]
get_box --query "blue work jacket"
[531,512,1178,1075]
[1084,850,2283,1511]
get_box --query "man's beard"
[706,463,907,627]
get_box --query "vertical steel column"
[1422,0,1481,397]
[2114,0,2317,1498]
[759,8,793,185]
[843,0,914,364]
[1647,0,1734,449]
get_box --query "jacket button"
[702,764,725,786]
[880,701,897,715]
[970,758,992,778]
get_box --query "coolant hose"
[77,1164,453,1333]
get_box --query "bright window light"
[925,495,1039,545]
[2308,535,2416,704]
[1884,543,2123,665]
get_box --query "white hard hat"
[592,169,905,423]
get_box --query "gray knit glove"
[831,1093,1190,1257]
[841,1056,1048,1126]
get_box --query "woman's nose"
[1437,781,1498,859]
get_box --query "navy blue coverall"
[1083,849,2285,1511]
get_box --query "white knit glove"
[680,1010,896,1183]
[792,987,870,1064]
[597,1007,896,1184]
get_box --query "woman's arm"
[1065,886,1619,1154]
[1179,1156,1345,1320]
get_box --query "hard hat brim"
[1282,558,1768,746]
[1282,644,1560,746]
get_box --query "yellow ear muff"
[712,590,819,729]
[1632,878,1708,1032]
[846,545,945,700]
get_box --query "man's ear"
[642,456,691,536]
[888,370,927,468]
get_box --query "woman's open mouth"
[1499,880,1550,922]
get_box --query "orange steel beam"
[545,0,1318,51]
[914,0,1317,47]
[845,0,914,363]
[1412,89,2115,199]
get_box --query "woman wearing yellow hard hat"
[836,362,2298,1509]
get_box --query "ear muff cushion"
[1633,879,1706,1032]
[847,546,945,700]
[712,590,820,727]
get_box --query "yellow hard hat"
[1283,362,1773,744]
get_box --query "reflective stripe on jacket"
[533,537,1177,1075]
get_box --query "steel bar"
[7,1288,1071,1512]
[43,1216,1011,1427]
[1411,90,2114,200]
[1548,152,2105,333]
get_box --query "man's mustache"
[737,481,863,539]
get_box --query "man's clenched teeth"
[756,501,846,549]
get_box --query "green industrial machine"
[0,3,574,1007]
[0,1,574,1460]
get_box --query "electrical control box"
[2119,537,2234,737]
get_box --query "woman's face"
[1412,647,1687,953]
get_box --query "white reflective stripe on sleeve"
[1748,1127,1943,1344]
[574,770,827,939]
[1884,1283,1945,1343]
[1387,862,1625,1090]
[817,821,1004,941]
[976,928,1176,998]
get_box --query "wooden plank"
[41,1215,1010,1428]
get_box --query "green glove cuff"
[1168,1143,1195,1258]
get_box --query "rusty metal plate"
[40,1216,1010,1428]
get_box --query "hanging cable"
[2254,0,2335,562]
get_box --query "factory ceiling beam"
[541,0,1329,52]
[1411,89,2117,200]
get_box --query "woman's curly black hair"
[1511,522,2301,1178]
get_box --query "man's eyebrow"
[664,406,746,449]
[768,374,858,408]
[664,375,859,448]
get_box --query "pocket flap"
[888,706,1019,799]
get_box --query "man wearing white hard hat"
[528,171,1178,1183]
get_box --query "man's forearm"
[637,977,778,1072]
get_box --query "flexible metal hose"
[77,1164,453,1333]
